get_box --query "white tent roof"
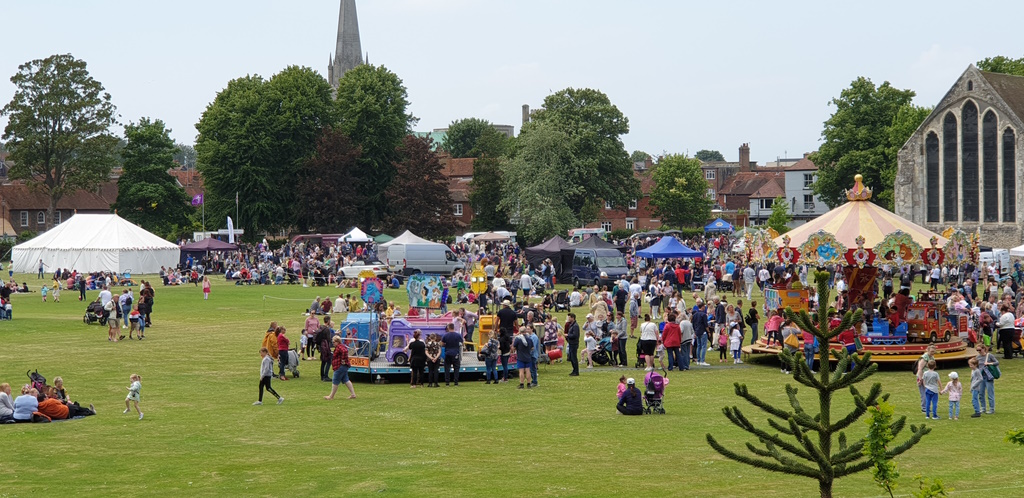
[12,214,180,274]
[339,227,372,243]
[380,230,434,247]
[1010,244,1024,257]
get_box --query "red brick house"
[585,159,663,233]
[440,156,475,227]
[0,182,116,235]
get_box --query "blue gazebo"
[704,218,734,234]
[635,236,704,259]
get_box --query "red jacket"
[277,334,290,351]
[662,322,682,348]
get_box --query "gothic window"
[983,111,999,222]
[943,112,958,222]
[926,132,940,223]
[961,102,978,222]
[968,80,973,91]
[37,211,45,225]
[1004,127,1016,222]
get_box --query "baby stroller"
[553,290,570,312]
[1012,328,1023,358]
[643,370,666,414]
[282,349,300,378]
[83,301,106,325]
[592,335,614,365]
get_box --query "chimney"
[803,152,810,159]
[645,157,653,169]
[522,105,530,126]
[739,143,752,171]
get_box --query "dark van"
[572,248,628,288]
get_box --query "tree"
[335,64,416,228]
[809,77,917,209]
[977,55,1024,76]
[499,122,580,244]
[443,118,507,159]
[111,118,191,238]
[527,87,639,212]
[295,128,362,233]
[706,273,931,498]
[864,400,900,498]
[881,104,932,208]
[1,54,119,230]
[468,155,511,231]
[695,149,725,162]
[195,66,336,238]
[766,195,792,234]
[648,154,712,227]
[630,150,651,163]
[173,143,197,169]
[384,135,457,237]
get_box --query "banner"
[191,193,204,206]
[227,216,235,244]
[406,274,444,309]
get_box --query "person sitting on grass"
[36,391,95,421]
[616,378,643,415]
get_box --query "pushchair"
[1012,328,1022,358]
[553,290,570,312]
[83,301,106,325]
[644,370,666,414]
[282,349,300,378]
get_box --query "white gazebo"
[12,214,180,274]
[339,227,372,243]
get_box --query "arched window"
[983,110,998,222]
[943,112,958,222]
[926,132,940,223]
[961,102,978,222]
[1004,127,1016,222]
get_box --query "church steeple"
[329,0,363,89]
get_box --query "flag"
[227,216,235,244]
[235,191,239,205]
[191,193,204,206]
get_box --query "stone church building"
[896,65,1024,248]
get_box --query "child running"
[922,360,940,420]
[41,285,49,302]
[940,371,962,420]
[202,276,211,300]
[254,348,283,406]
[123,374,143,420]
[969,358,983,418]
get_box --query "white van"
[978,248,1010,276]
[386,243,465,276]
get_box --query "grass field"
[2,274,1023,497]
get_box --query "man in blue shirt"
[441,323,463,386]
[529,325,541,387]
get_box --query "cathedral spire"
[329,0,363,89]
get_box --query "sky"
[2,0,1023,164]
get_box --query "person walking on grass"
[514,326,534,389]
[325,336,356,400]
[202,276,211,300]
[254,348,283,406]
[123,374,143,420]
[566,312,581,376]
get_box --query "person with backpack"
[514,327,534,389]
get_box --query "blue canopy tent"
[704,218,734,233]
[635,236,703,259]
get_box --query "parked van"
[572,248,628,288]
[978,248,1011,277]
[386,243,464,276]
[568,228,606,244]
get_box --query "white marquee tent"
[377,230,439,261]
[339,227,372,243]
[12,214,180,274]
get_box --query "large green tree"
[384,135,458,237]
[648,154,712,227]
[443,118,507,159]
[499,122,579,244]
[468,155,511,231]
[335,64,415,228]
[526,87,639,212]
[111,118,191,238]
[295,127,362,233]
[977,55,1024,76]
[195,66,335,238]
[695,149,725,162]
[173,143,196,169]
[1,54,119,230]
[809,77,920,210]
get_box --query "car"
[338,260,388,279]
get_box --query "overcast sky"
[2,0,1023,163]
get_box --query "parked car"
[339,260,388,278]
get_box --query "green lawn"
[1,275,1022,497]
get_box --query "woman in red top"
[662,313,683,371]
[324,336,356,400]
[276,327,291,380]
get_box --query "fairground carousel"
[742,175,979,364]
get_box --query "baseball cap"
[948,372,959,380]
[626,378,635,385]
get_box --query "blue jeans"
[981,380,995,412]
[530,358,538,385]
[803,344,815,370]
[696,335,708,363]
[750,323,758,344]
[925,390,938,418]
[949,400,960,419]
[918,382,927,411]
[680,341,691,370]
[972,389,982,414]
[732,349,741,360]
[484,357,497,382]
[666,347,681,370]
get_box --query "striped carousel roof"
[775,175,946,250]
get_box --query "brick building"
[584,159,663,232]
[440,156,475,227]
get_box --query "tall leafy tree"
[111,118,191,237]
[173,143,197,169]
[648,154,712,227]
[443,118,508,158]
[527,87,639,212]
[499,122,579,244]
[809,77,917,209]
[766,195,792,234]
[1,54,119,230]
[706,273,931,498]
[694,149,725,162]
[977,55,1024,76]
[384,135,457,237]
[335,64,416,228]
[468,155,510,231]
[881,104,932,208]
[630,150,651,163]
[296,128,362,233]
[195,66,335,238]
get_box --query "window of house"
[803,173,814,189]
[803,194,814,211]
[604,201,612,210]
[707,188,716,199]
[37,211,44,225]
[758,198,774,210]
[453,203,463,216]
[626,219,635,230]
[705,169,716,180]
[54,211,62,224]
[601,221,612,232]
[20,211,28,227]
[628,199,637,210]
